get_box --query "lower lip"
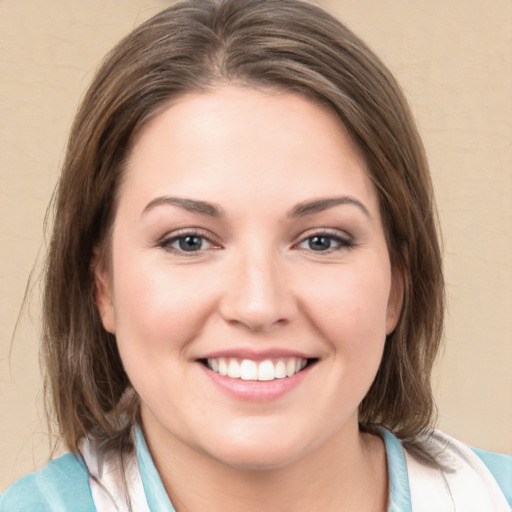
[198,363,313,401]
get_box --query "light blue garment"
[471,446,512,504]
[1,427,510,511]
[0,452,95,511]
[135,427,175,512]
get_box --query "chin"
[195,424,316,472]
[207,442,302,472]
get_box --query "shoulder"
[471,446,512,507]
[0,452,95,512]
[407,430,512,510]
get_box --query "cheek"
[287,258,392,433]
[109,255,222,415]
[298,258,391,357]
[110,254,217,362]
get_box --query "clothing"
[1,427,510,512]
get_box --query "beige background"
[1,0,511,492]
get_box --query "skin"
[96,86,403,511]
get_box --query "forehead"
[121,86,379,216]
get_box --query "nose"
[219,247,297,333]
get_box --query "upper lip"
[196,347,316,361]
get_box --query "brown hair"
[43,0,444,454]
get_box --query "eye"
[297,231,354,252]
[173,235,208,252]
[159,230,220,254]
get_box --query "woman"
[1,0,510,510]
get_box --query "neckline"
[378,427,412,512]
[135,425,412,512]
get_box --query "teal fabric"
[1,428,511,511]
[135,426,175,511]
[380,428,412,512]
[472,447,512,507]
[0,453,94,512]
[133,426,415,511]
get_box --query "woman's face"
[97,86,402,470]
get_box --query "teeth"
[258,360,274,381]
[227,359,241,378]
[206,357,309,381]
[218,358,228,376]
[275,360,287,379]
[240,359,258,380]
[286,359,296,377]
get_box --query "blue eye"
[298,232,353,252]
[308,235,334,251]
[160,232,215,254]
[175,235,205,252]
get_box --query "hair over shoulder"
[43,0,444,456]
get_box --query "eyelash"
[158,228,221,255]
[295,229,355,253]
[158,228,355,255]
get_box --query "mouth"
[199,357,318,382]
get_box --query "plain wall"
[1,0,511,491]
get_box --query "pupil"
[309,236,331,251]
[179,236,202,251]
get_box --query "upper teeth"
[207,357,307,381]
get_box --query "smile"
[204,357,311,381]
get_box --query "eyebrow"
[142,195,370,219]
[142,196,224,217]
[288,196,370,218]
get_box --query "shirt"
[1,427,510,511]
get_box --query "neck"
[141,414,388,512]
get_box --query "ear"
[91,247,116,334]
[386,266,404,335]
